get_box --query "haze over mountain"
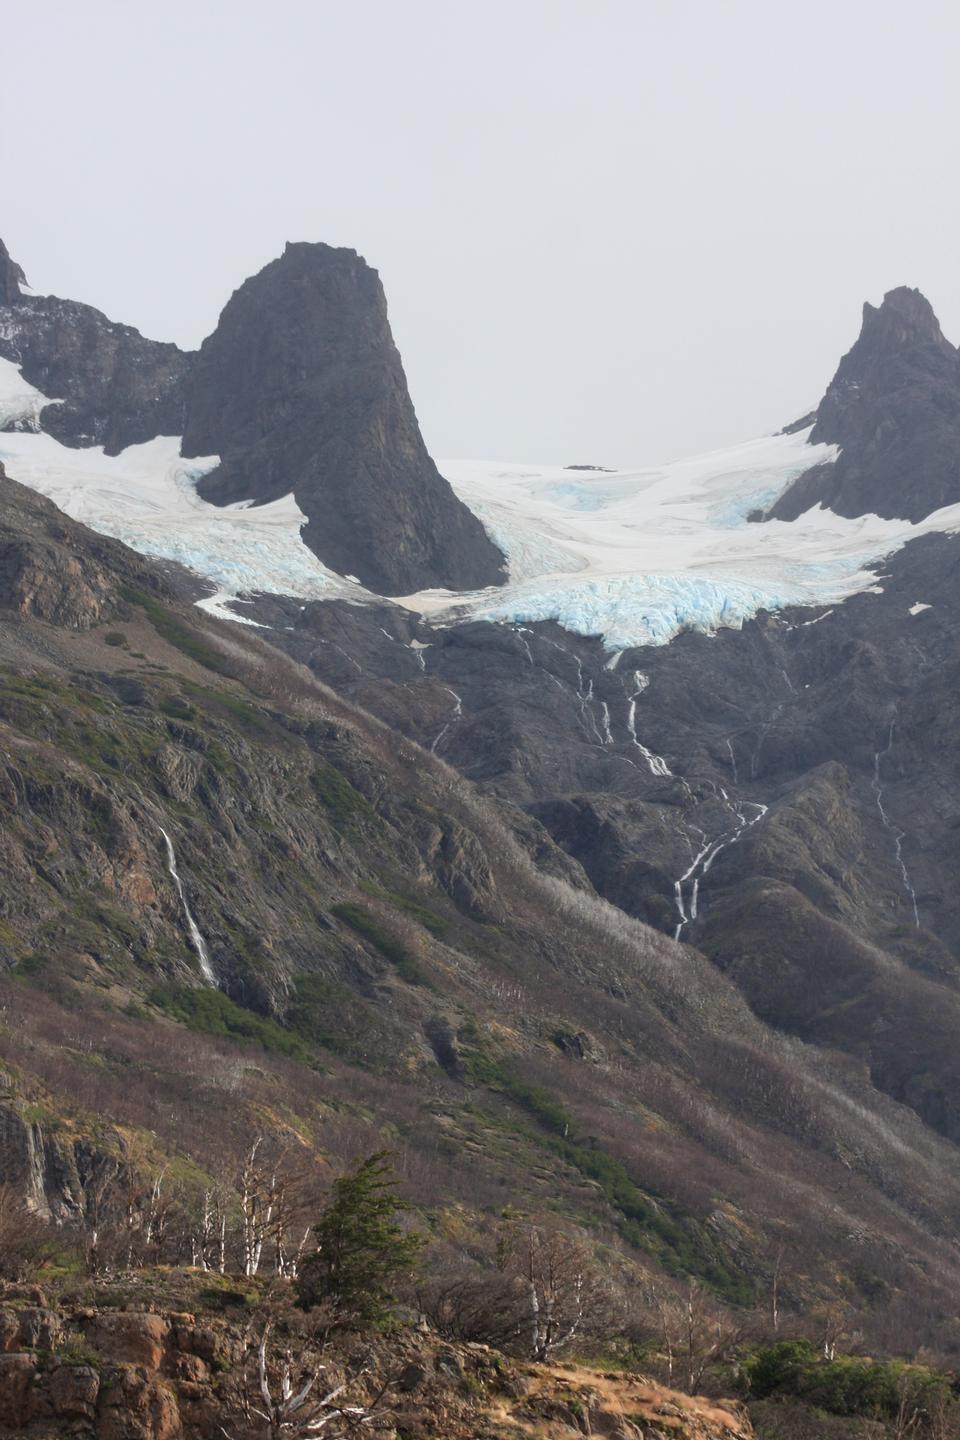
[4,2,959,467]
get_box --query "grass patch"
[120,584,232,675]
[359,881,448,936]
[149,984,309,1061]
[311,763,375,826]
[331,903,435,988]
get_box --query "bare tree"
[498,1221,599,1362]
[649,1281,744,1395]
[192,1186,229,1273]
[0,1185,60,1281]
[228,1326,392,1439]
[770,1243,784,1334]
[237,1139,311,1280]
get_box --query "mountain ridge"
[4,244,960,1370]
[0,236,505,595]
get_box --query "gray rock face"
[0,239,26,307]
[181,241,505,595]
[0,240,191,453]
[2,237,504,596]
[770,286,960,521]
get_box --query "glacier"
[408,437,960,648]
[4,355,960,650]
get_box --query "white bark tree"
[227,1326,392,1439]
[498,1221,592,1362]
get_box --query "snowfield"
[3,357,960,649]
[410,438,960,647]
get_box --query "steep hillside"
[3,460,960,1359]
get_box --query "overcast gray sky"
[2,0,958,465]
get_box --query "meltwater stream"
[159,827,217,984]
[673,792,768,941]
[872,722,920,928]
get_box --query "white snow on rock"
[0,428,361,612]
[3,358,960,648]
[0,355,60,431]
[909,602,932,615]
[397,433,960,648]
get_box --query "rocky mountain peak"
[860,284,954,352]
[0,237,26,305]
[182,240,506,595]
[810,284,957,451]
[769,284,960,522]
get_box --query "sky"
[2,0,958,467]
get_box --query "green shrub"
[160,695,197,721]
[295,1152,425,1329]
[332,903,434,988]
[745,1340,954,1421]
[149,984,308,1060]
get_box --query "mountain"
[182,242,506,594]
[768,286,960,522]
[3,455,960,1347]
[0,237,505,594]
[0,240,190,451]
[5,247,960,1380]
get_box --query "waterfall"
[159,827,217,984]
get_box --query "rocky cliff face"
[1,237,505,594]
[0,242,191,453]
[769,286,960,521]
[181,241,506,594]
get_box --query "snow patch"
[0,356,60,431]
[0,427,365,615]
[400,432,960,650]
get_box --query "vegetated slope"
[3,462,960,1354]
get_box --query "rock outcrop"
[181,241,506,594]
[769,286,960,521]
[0,462,165,627]
[0,241,191,453]
[0,1286,754,1440]
[0,240,26,308]
[1,236,505,595]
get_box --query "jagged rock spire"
[0,239,26,306]
[770,285,960,523]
